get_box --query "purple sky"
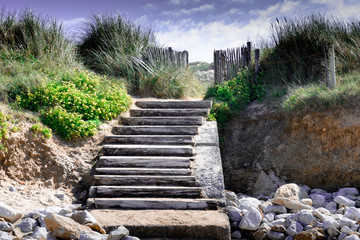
[1,0,359,62]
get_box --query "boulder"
[0,203,22,222]
[31,227,48,239]
[272,197,312,210]
[231,230,242,239]
[264,205,287,214]
[344,207,360,221]
[339,217,357,228]
[107,226,129,240]
[16,217,38,233]
[334,196,355,207]
[309,194,327,208]
[325,202,338,214]
[267,230,285,240]
[71,211,97,225]
[286,221,303,237]
[274,184,308,200]
[298,211,314,226]
[239,208,263,231]
[228,208,242,222]
[0,222,13,232]
[294,227,325,240]
[44,213,93,239]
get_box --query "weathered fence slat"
[214,41,260,84]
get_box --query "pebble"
[231,230,242,239]
[267,230,285,240]
[228,208,242,222]
[286,221,303,237]
[264,205,287,214]
[8,186,16,192]
[297,211,314,225]
[16,217,38,232]
[239,208,262,231]
[334,196,356,207]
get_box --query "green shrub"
[0,111,10,151]
[31,123,52,139]
[41,106,98,140]
[205,68,265,124]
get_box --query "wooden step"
[135,100,212,109]
[92,186,203,198]
[112,126,198,135]
[97,156,191,168]
[130,109,210,117]
[93,175,197,187]
[102,145,195,157]
[95,167,192,176]
[120,117,204,126]
[88,198,218,210]
[104,135,194,145]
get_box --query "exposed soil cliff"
[222,103,360,196]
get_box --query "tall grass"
[79,13,202,98]
[0,9,78,101]
[261,14,360,85]
[78,13,155,88]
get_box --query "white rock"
[313,210,339,229]
[341,226,354,235]
[239,208,263,231]
[337,207,347,214]
[325,202,338,214]
[264,205,287,214]
[275,214,293,220]
[0,203,22,222]
[0,222,13,232]
[316,207,331,215]
[274,184,308,200]
[231,230,242,239]
[284,236,293,240]
[122,237,140,240]
[327,225,340,237]
[228,208,242,222]
[0,231,12,240]
[301,185,311,194]
[80,231,107,240]
[338,232,348,240]
[298,211,314,225]
[351,224,359,231]
[286,221,303,237]
[238,197,262,208]
[265,213,275,222]
[238,203,258,212]
[311,188,328,194]
[302,198,313,206]
[335,196,356,207]
[344,235,360,240]
[344,207,360,221]
[339,217,357,228]
[310,194,327,208]
[337,188,359,197]
[107,226,129,240]
[267,230,285,240]
[16,218,38,232]
[71,211,98,225]
[270,219,286,227]
[225,191,238,203]
[31,227,48,239]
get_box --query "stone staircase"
[87,100,221,210]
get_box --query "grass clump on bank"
[261,14,360,85]
[79,13,202,98]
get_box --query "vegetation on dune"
[0,10,131,141]
[207,14,360,123]
[78,13,203,98]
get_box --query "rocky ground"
[0,201,139,240]
[226,183,360,240]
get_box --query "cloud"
[226,8,245,15]
[168,0,184,5]
[143,3,157,11]
[227,0,253,3]
[309,0,360,18]
[163,3,215,16]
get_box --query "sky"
[1,0,360,62]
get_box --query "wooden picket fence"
[214,42,260,84]
[142,47,189,68]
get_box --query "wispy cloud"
[309,0,360,18]
[143,3,157,11]
[163,3,215,16]
[226,8,245,15]
[227,0,254,3]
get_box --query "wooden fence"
[142,47,189,68]
[214,42,260,84]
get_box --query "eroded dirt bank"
[222,103,360,196]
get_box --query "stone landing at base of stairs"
[90,209,230,240]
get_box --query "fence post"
[324,45,329,87]
[221,50,226,82]
[328,44,336,89]
[247,42,252,67]
[214,50,221,85]
[181,51,189,68]
[168,47,174,64]
[254,49,260,84]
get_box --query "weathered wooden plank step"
[104,135,194,145]
[95,167,192,176]
[120,117,204,126]
[98,156,191,168]
[93,175,197,186]
[135,100,212,109]
[112,126,198,135]
[88,198,218,210]
[102,145,195,157]
[91,186,203,198]
[130,109,210,117]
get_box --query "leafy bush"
[0,111,10,151]
[205,68,265,124]
[41,106,98,140]
[31,123,52,139]
[16,69,132,139]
